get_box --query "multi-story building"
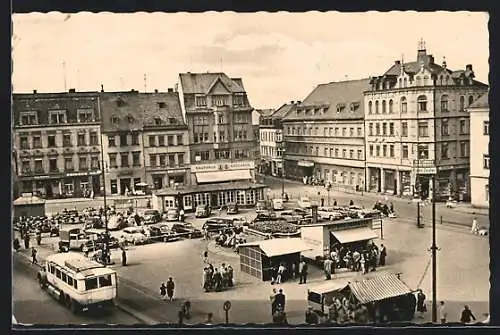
[12,89,103,199]
[259,104,296,176]
[468,93,489,208]
[99,90,190,196]
[283,79,370,192]
[172,72,266,209]
[364,40,488,200]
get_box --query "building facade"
[12,90,103,199]
[99,90,190,196]
[283,79,370,192]
[468,93,489,208]
[364,40,488,200]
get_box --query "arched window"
[441,95,449,112]
[399,78,402,88]
[368,101,373,114]
[468,95,474,106]
[375,101,379,114]
[401,97,407,113]
[417,95,428,112]
[459,96,465,111]
[440,75,444,85]
[382,100,387,113]
[389,100,394,113]
[403,78,408,87]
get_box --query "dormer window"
[350,102,360,112]
[20,111,38,125]
[336,104,346,113]
[111,116,120,124]
[158,102,166,109]
[195,96,207,107]
[168,117,177,125]
[49,110,67,124]
[154,118,162,126]
[77,109,95,123]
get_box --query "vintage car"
[227,203,239,215]
[166,208,179,221]
[143,209,162,224]
[202,218,235,232]
[120,227,148,245]
[317,207,345,221]
[195,205,211,218]
[169,223,203,238]
[298,197,312,209]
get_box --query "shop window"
[110,179,118,194]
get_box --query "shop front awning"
[348,273,412,304]
[238,238,313,258]
[331,227,378,244]
[195,170,252,183]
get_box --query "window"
[195,96,207,107]
[468,95,474,106]
[132,152,141,167]
[120,153,129,167]
[79,156,88,170]
[357,149,362,160]
[418,145,429,159]
[357,127,362,136]
[348,128,353,137]
[90,132,98,146]
[401,97,407,113]
[99,275,112,288]
[375,101,379,114]
[349,149,354,159]
[234,149,249,159]
[342,149,347,158]
[110,179,118,194]
[109,154,117,168]
[20,112,38,125]
[33,135,42,149]
[63,134,72,147]
[388,100,394,113]
[159,154,166,166]
[382,100,387,113]
[48,135,56,148]
[178,153,184,166]
[402,145,409,158]
[382,145,387,157]
[483,155,490,169]
[120,134,128,147]
[389,123,394,136]
[168,135,174,146]
[459,96,465,111]
[323,128,327,137]
[442,120,449,136]
[91,156,99,170]
[375,123,380,136]
[335,148,339,157]
[368,101,373,114]
[64,157,74,171]
[177,134,183,145]
[215,149,230,160]
[418,122,429,137]
[485,184,489,202]
[67,276,74,287]
[149,135,156,147]
[382,123,387,136]
[323,148,327,156]
[376,145,380,157]
[49,111,67,124]
[195,151,210,161]
[154,118,162,126]
[369,145,374,157]
[460,141,468,157]
[77,109,95,123]
[85,278,99,291]
[484,121,489,135]
[150,154,157,167]
[55,268,61,279]
[158,102,166,109]
[441,95,449,112]
[401,122,408,137]
[77,133,86,146]
[49,158,58,172]
[21,161,30,174]
[441,143,449,159]
[111,116,120,124]
[130,133,139,146]
[417,95,428,112]
[158,135,165,146]
[460,119,467,134]
[389,145,395,158]
[20,136,29,149]
[335,128,339,136]
[336,104,346,113]
[108,136,116,147]
[34,159,43,173]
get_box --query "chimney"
[154,89,158,93]
[297,101,301,104]
[290,100,295,104]
[168,88,173,93]
[33,89,37,94]
[395,60,401,65]
[466,64,473,72]
[69,88,76,93]
[101,84,104,92]
[428,55,434,64]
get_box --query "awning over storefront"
[298,160,314,168]
[331,227,378,244]
[195,170,251,183]
[348,273,412,304]
[238,238,312,258]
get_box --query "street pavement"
[12,252,140,325]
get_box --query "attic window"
[296,109,301,115]
[168,117,178,125]
[350,102,360,112]
[116,98,126,107]
[314,108,319,115]
[127,115,134,124]
[336,104,346,113]
[158,102,166,109]
[154,118,162,126]
[111,116,119,124]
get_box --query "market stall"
[237,238,312,281]
[13,193,46,218]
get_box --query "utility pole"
[98,97,109,265]
[431,175,438,322]
[62,61,67,91]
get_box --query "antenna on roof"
[62,60,67,91]
[143,73,147,93]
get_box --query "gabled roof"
[99,91,186,132]
[468,92,489,109]
[283,78,371,121]
[272,103,297,119]
[179,72,246,94]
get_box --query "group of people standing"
[202,262,234,292]
[269,257,309,285]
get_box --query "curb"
[114,301,158,325]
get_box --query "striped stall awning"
[348,273,412,304]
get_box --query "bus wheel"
[70,299,79,313]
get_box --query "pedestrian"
[177,310,184,325]
[321,198,325,207]
[166,277,175,301]
[298,258,308,284]
[305,306,319,324]
[275,289,286,312]
[460,305,476,324]
[471,217,478,235]
[36,229,42,245]
[439,301,447,324]
[360,254,366,274]
[205,312,214,325]
[227,264,234,287]
[160,282,167,300]
[349,200,354,206]
[13,238,20,252]
[333,200,337,206]
[213,268,222,291]
[24,234,30,249]
[276,263,286,284]
[179,208,185,222]
[270,288,277,316]
[416,289,427,317]
[291,263,296,279]
[379,244,387,266]
[31,247,38,264]
[324,257,333,280]
[182,300,191,319]
[121,248,127,266]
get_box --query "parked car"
[143,209,161,224]
[298,197,312,209]
[108,215,129,231]
[232,216,249,226]
[272,198,284,210]
[317,207,344,221]
[227,203,239,214]
[166,208,179,221]
[84,232,120,251]
[169,223,203,238]
[278,210,303,224]
[253,211,279,222]
[195,205,211,218]
[202,218,234,232]
[255,200,269,213]
[149,224,182,242]
[120,227,148,245]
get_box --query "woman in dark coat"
[460,305,476,324]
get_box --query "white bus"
[37,252,117,313]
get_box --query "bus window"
[73,280,78,290]
[55,268,61,279]
[99,275,112,288]
[50,264,55,274]
[85,278,98,290]
[67,276,73,287]
[61,272,67,282]
[70,235,77,240]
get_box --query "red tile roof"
[179,72,246,94]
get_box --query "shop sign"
[414,167,437,175]
[298,160,314,168]
[191,161,255,173]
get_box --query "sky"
[12,11,489,109]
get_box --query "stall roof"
[13,195,45,206]
[348,273,412,304]
[307,279,350,295]
[238,238,312,258]
[331,227,377,244]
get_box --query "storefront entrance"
[120,178,132,195]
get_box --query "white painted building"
[468,93,489,208]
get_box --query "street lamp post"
[281,144,286,199]
[431,174,438,323]
[98,125,109,265]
